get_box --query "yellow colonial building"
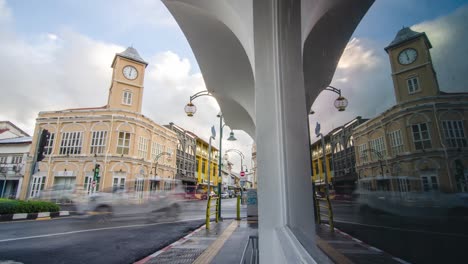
[311,136,333,193]
[195,137,219,193]
[353,28,468,193]
[20,47,178,199]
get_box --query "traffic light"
[36,129,50,162]
[94,164,100,181]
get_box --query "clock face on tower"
[398,48,418,65]
[123,65,138,80]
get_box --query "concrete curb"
[0,211,71,222]
[134,223,207,264]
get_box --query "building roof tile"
[385,27,432,52]
[113,47,148,66]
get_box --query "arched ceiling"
[162,0,374,138]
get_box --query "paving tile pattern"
[150,248,205,264]
[146,220,234,264]
[316,225,405,264]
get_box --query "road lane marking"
[0,217,204,243]
[334,219,468,238]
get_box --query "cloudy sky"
[0,0,467,171]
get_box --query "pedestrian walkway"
[316,225,409,264]
[137,219,236,264]
[136,219,410,264]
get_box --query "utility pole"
[26,129,49,200]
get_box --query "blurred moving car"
[355,177,468,218]
[221,192,229,199]
[38,184,86,204]
[74,180,185,222]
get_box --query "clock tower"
[385,27,440,104]
[107,47,148,113]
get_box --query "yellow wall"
[195,138,219,192]
[311,148,332,186]
[108,56,146,113]
[20,109,178,199]
[388,37,439,104]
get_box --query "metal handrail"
[315,194,334,232]
[206,196,219,229]
[240,235,259,264]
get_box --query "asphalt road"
[326,200,468,264]
[0,198,244,264]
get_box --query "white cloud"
[142,51,254,171]
[47,33,58,41]
[311,5,468,142]
[0,23,123,131]
[310,37,393,140]
[0,0,11,25]
[0,0,253,172]
[337,38,380,70]
[412,5,468,93]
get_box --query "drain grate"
[147,248,205,264]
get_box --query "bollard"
[215,197,219,223]
[206,196,211,230]
[236,195,241,220]
[326,195,334,232]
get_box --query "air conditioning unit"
[182,169,186,175]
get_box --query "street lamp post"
[206,126,216,196]
[365,148,391,191]
[225,149,245,202]
[309,85,349,115]
[152,151,172,190]
[241,165,248,172]
[216,113,237,219]
[184,91,237,219]
[364,148,387,176]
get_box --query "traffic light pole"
[93,164,100,191]
[25,128,44,200]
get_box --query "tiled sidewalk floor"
[144,220,234,264]
[139,219,410,264]
[316,225,409,264]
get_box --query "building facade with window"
[20,47,178,199]
[353,28,468,193]
[330,117,368,195]
[251,144,257,189]
[311,134,333,193]
[164,122,197,187]
[0,134,31,199]
[195,137,219,193]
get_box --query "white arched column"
[162,0,374,262]
[253,1,319,262]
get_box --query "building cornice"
[36,110,178,142]
[114,79,144,88]
[353,96,468,137]
[391,62,431,76]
